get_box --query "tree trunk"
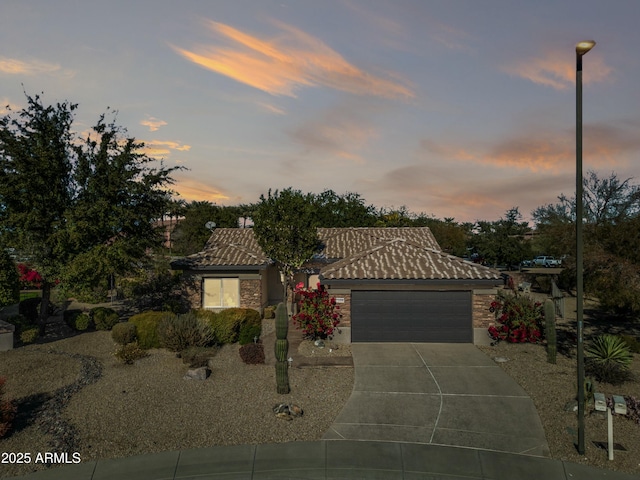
[38,281,51,336]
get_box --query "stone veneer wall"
[240,278,262,311]
[473,291,497,328]
[329,293,351,327]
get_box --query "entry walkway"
[8,441,639,479]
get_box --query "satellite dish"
[205,221,216,231]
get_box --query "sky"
[1,0,638,224]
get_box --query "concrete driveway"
[323,343,550,457]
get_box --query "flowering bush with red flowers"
[292,282,341,340]
[488,292,543,343]
[17,264,43,289]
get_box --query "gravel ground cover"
[0,320,354,478]
[477,283,640,476]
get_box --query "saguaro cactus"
[275,303,290,394]
[544,299,557,364]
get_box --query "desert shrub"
[157,312,215,352]
[64,310,91,331]
[263,305,276,319]
[178,346,218,368]
[487,292,543,343]
[114,342,149,364]
[619,334,640,354]
[0,377,16,438]
[19,327,39,345]
[239,342,265,364]
[586,334,633,385]
[111,322,137,345]
[91,307,120,331]
[238,321,262,345]
[128,311,173,349]
[18,297,41,324]
[207,308,243,344]
[238,309,262,345]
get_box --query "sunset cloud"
[0,56,73,78]
[172,19,414,99]
[173,177,231,203]
[143,140,191,159]
[258,102,286,115]
[288,102,378,163]
[502,51,612,90]
[141,115,168,132]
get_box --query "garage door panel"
[351,291,472,343]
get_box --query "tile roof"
[319,238,501,281]
[172,227,500,281]
[317,227,440,258]
[172,229,269,268]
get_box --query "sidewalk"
[8,440,640,480]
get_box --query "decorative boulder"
[184,367,211,381]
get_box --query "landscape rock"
[184,367,211,381]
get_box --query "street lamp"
[576,39,595,456]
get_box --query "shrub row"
[64,307,120,332]
[124,308,261,350]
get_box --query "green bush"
[64,310,92,331]
[586,334,633,385]
[74,313,91,331]
[19,327,39,345]
[202,308,261,344]
[238,319,262,345]
[128,311,173,349]
[91,307,120,331]
[263,305,276,319]
[111,322,137,345]
[178,346,218,368]
[157,312,215,352]
[114,342,149,364]
[18,297,41,324]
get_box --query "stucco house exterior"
[171,227,502,344]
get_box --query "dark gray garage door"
[351,291,472,342]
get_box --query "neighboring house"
[171,227,502,344]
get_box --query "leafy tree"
[0,249,19,307]
[470,207,531,268]
[0,94,180,331]
[252,188,321,305]
[532,171,640,313]
[171,201,241,255]
[312,190,377,227]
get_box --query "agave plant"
[585,334,633,384]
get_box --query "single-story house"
[171,227,502,344]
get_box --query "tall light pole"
[576,39,595,456]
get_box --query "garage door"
[351,291,472,343]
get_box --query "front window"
[203,278,239,308]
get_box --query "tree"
[312,190,377,227]
[470,207,531,268]
[171,201,240,255]
[251,188,321,306]
[0,94,180,330]
[0,249,19,308]
[532,171,640,313]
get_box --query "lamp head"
[576,40,596,56]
